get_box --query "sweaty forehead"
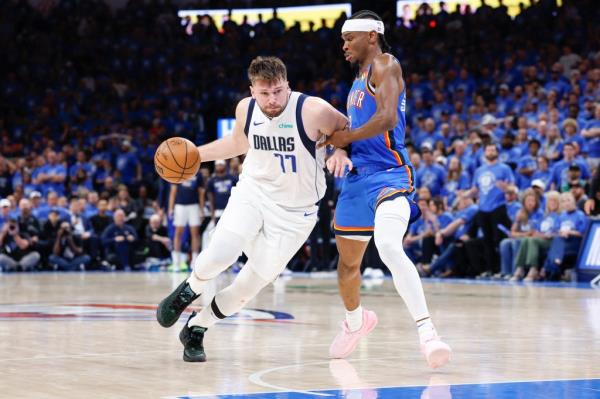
[253,79,286,91]
[341,31,368,40]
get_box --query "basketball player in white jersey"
[156,56,351,362]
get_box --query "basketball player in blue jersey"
[156,57,351,362]
[321,10,451,368]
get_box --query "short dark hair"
[248,56,287,85]
[349,10,391,53]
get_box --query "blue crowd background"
[0,0,598,281]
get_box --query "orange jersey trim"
[376,188,407,206]
[403,165,414,192]
[384,131,403,166]
[333,220,375,232]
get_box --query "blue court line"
[423,277,595,289]
[176,378,600,398]
[293,272,596,290]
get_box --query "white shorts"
[173,204,201,227]
[217,179,318,281]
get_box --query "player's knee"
[374,232,402,263]
[192,247,233,280]
[337,257,361,277]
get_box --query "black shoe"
[156,279,200,327]
[179,311,207,362]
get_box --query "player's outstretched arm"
[196,98,251,162]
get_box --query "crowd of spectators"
[0,0,598,281]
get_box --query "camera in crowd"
[7,221,18,234]
[60,222,71,235]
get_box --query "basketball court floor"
[1,272,599,398]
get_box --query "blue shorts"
[333,165,420,237]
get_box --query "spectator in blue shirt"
[83,191,100,219]
[581,104,600,170]
[448,139,473,177]
[69,151,95,189]
[469,143,515,276]
[531,155,551,189]
[498,132,521,168]
[34,151,67,196]
[33,191,70,222]
[540,124,563,163]
[549,142,590,191]
[425,195,479,277]
[560,118,587,154]
[115,140,141,186]
[403,196,434,265]
[496,84,514,115]
[480,114,503,140]
[415,118,444,149]
[516,139,540,190]
[417,144,446,197]
[505,185,523,222]
[442,157,470,207]
[543,192,588,280]
[544,63,571,100]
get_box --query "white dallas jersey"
[240,91,326,208]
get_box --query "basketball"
[154,137,201,184]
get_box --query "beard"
[257,93,290,119]
[257,101,287,118]
[485,154,498,162]
[260,106,284,118]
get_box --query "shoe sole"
[330,313,379,359]
[179,326,206,362]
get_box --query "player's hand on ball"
[326,149,353,178]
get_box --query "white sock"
[417,318,436,339]
[345,305,363,332]
[171,251,180,266]
[188,301,221,328]
[186,273,207,295]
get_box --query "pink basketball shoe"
[420,329,451,368]
[329,309,378,359]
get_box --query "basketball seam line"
[165,140,185,170]
[180,140,188,181]
[154,154,195,174]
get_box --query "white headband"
[341,19,384,34]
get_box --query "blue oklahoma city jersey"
[347,65,411,171]
[334,58,419,236]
